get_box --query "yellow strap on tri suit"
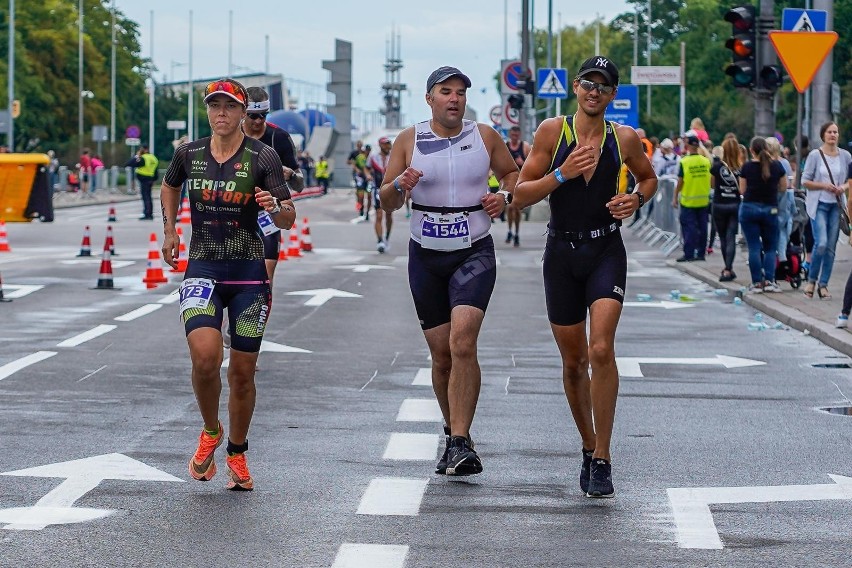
[550,115,623,194]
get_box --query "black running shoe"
[586,458,614,498]
[435,425,451,475]
[445,435,482,476]
[579,449,594,494]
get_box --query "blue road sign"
[604,85,639,129]
[782,8,827,32]
[503,62,526,91]
[537,68,568,99]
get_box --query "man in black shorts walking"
[379,66,519,476]
[513,56,657,497]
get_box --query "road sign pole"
[754,0,776,138]
[811,0,833,142]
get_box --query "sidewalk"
[51,188,141,211]
[656,227,852,358]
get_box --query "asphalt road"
[0,192,850,567]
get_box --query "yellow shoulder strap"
[549,116,575,171]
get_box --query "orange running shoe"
[226,452,254,491]
[188,422,223,481]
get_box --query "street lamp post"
[8,0,14,151]
[78,0,84,156]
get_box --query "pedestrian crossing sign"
[537,68,568,99]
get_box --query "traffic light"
[724,5,756,89]
[760,65,784,91]
[507,94,524,110]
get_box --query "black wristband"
[636,192,645,208]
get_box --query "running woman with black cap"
[243,86,304,286]
[160,78,296,491]
[379,66,519,476]
[514,56,657,498]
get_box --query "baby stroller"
[775,191,808,289]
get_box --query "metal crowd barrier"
[628,176,682,255]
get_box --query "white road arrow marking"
[221,340,311,368]
[1,284,44,298]
[0,453,183,530]
[616,355,765,378]
[623,301,694,310]
[668,474,852,549]
[285,288,362,306]
[334,264,395,273]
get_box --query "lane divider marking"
[0,351,57,381]
[332,543,409,568]
[382,433,439,461]
[395,399,443,422]
[356,477,429,516]
[114,304,162,322]
[411,368,431,386]
[56,325,117,347]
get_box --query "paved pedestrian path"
[652,226,852,358]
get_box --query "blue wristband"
[393,178,403,193]
[554,168,566,184]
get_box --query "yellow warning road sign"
[768,31,838,93]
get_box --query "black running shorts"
[181,260,272,353]
[261,231,280,261]
[408,235,497,330]
[542,231,627,326]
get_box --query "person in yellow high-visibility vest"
[126,145,159,220]
[315,155,330,194]
[672,133,711,262]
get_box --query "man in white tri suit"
[380,66,519,476]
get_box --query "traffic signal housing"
[724,5,756,89]
[507,94,524,110]
[760,65,784,92]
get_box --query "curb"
[670,259,852,359]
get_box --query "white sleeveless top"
[409,119,492,244]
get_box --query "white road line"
[396,398,443,422]
[412,368,431,386]
[332,543,409,568]
[114,304,163,322]
[1,284,44,299]
[356,477,429,516]
[56,325,117,347]
[77,365,107,382]
[0,351,57,381]
[157,292,180,304]
[382,433,439,461]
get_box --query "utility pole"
[520,0,530,142]
[8,0,14,151]
[110,0,116,146]
[811,0,833,140]
[753,0,776,137]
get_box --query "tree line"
[528,0,852,149]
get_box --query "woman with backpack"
[710,136,743,282]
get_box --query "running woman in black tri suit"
[514,56,657,498]
[160,79,295,492]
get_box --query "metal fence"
[53,166,142,196]
[629,176,683,255]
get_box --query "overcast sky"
[120,0,632,124]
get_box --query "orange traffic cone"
[0,221,10,252]
[107,203,118,223]
[76,225,92,257]
[286,223,303,258]
[179,197,191,224]
[0,271,12,302]
[300,217,313,252]
[93,241,120,290]
[277,230,288,261]
[170,226,188,273]
[142,233,169,288]
[105,225,118,256]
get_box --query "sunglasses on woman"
[204,80,248,105]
